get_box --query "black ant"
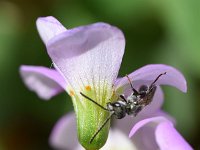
[80,72,166,143]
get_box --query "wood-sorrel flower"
[20,16,190,150]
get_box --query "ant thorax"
[126,94,143,116]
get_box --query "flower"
[20,16,190,150]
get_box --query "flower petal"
[36,16,67,45]
[131,123,159,150]
[101,129,137,150]
[129,116,169,138]
[156,122,193,150]
[49,113,78,150]
[20,65,66,100]
[129,117,171,150]
[129,116,192,150]
[115,64,187,93]
[114,110,176,140]
[47,22,125,102]
[155,110,176,125]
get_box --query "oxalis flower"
[20,16,192,150]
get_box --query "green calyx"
[71,89,111,150]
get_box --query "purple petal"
[49,113,78,150]
[46,22,125,99]
[128,116,192,150]
[155,122,193,150]
[129,116,169,138]
[114,110,176,140]
[131,123,159,150]
[116,117,166,149]
[154,110,176,125]
[129,117,170,150]
[114,115,142,137]
[115,64,187,93]
[36,16,67,45]
[20,65,66,100]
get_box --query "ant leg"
[126,75,139,95]
[149,72,167,88]
[80,92,109,111]
[90,112,114,143]
[119,94,127,103]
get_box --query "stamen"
[85,85,91,91]
[69,90,75,96]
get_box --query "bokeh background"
[0,0,199,149]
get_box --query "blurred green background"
[0,0,199,149]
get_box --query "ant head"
[139,85,148,92]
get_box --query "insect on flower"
[20,16,190,150]
[80,72,167,143]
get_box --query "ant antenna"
[90,112,114,143]
[126,75,139,95]
[80,92,109,111]
[150,72,167,88]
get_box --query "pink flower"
[20,16,192,150]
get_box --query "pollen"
[85,85,91,91]
[69,90,75,96]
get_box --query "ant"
[80,72,166,144]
